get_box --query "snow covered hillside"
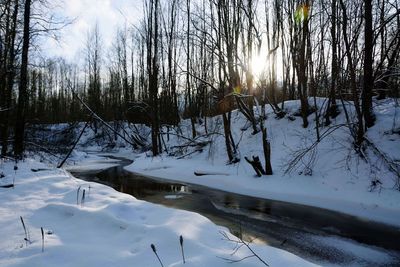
[124,98,400,227]
[0,158,316,267]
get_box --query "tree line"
[0,0,399,161]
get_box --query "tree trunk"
[14,0,31,158]
[1,0,18,156]
[222,113,234,162]
[325,0,338,126]
[262,127,273,175]
[150,0,160,156]
[363,0,375,128]
[340,0,364,147]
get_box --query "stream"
[69,156,400,266]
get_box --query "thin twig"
[219,231,269,266]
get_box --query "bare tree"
[145,0,161,155]
[339,0,364,147]
[363,0,375,128]
[0,0,18,156]
[14,0,31,157]
[85,23,103,131]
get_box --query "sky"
[42,0,143,63]
[39,0,282,81]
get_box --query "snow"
[0,158,316,267]
[125,98,400,227]
[1,98,399,266]
[65,158,121,172]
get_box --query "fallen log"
[194,171,229,176]
[0,184,14,188]
[31,168,52,172]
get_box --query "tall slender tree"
[363,0,375,128]
[14,0,31,157]
[146,0,161,155]
[0,0,18,156]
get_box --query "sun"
[250,53,269,79]
[250,47,283,83]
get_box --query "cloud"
[42,0,142,64]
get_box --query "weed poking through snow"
[151,243,164,267]
[76,186,81,205]
[180,235,186,264]
[81,189,86,207]
[41,227,44,252]
[20,216,30,246]
[12,164,18,188]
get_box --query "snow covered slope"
[126,98,400,227]
[0,158,316,267]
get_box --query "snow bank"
[0,158,316,267]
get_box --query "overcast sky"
[42,0,143,63]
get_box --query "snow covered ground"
[0,158,316,267]
[125,98,400,227]
[1,98,399,266]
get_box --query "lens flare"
[295,4,310,24]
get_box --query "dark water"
[71,157,400,266]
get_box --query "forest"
[0,0,398,160]
[0,0,400,266]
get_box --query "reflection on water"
[97,164,191,199]
[71,158,400,266]
[223,195,239,209]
